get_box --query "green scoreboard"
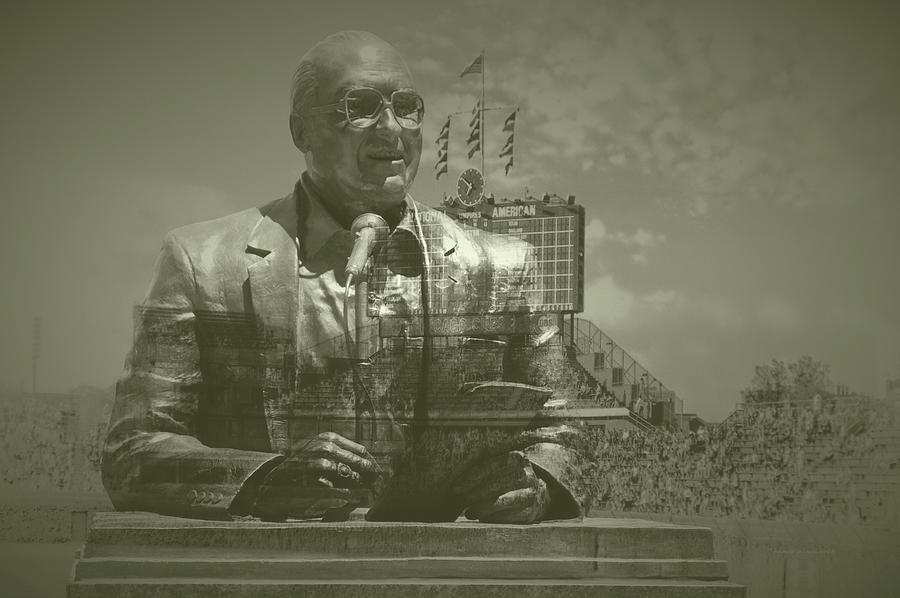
[438,196,585,313]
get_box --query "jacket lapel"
[245,188,301,453]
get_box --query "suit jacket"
[102,182,590,520]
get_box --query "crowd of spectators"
[0,397,79,492]
[0,393,107,496]
[2,381,897,526]
[577,397,899,524]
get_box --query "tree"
[788,355,832,402]
[741,356,832,404]
[742,359,790,403]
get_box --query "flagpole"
[480,49,485,178]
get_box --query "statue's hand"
[453,451,550,524]
[251,432,381,521]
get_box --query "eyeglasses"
[298,87,425,130]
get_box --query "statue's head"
[290,31,423,228]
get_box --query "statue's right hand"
[251,432,381,521]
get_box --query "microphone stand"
[355,262,370,361]
[353,260,374,444]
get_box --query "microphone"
[345,213,390,278]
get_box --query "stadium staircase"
[560,318,657,432]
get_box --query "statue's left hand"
[453,451,550,524]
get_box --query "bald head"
[290,31,411,124]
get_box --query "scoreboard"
[437,196,585,313]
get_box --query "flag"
[460,53,483,77]
[434,116,449,178]
[501,110,517,174]
[435,116,450,145]
[467,107,480,145]
[435,116,450,143]
[467,142,480,159]
[503,110,517,132]
[466,123,480,145]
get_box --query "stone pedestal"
[67,512,745,597]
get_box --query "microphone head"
[345,213,390,278]
[350,213,390,241]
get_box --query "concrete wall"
[600,510,900,598]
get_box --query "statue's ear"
[290,114,310,152]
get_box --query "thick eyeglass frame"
[297,86,425,130]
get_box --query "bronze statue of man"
[102,31,587,523]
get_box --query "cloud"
[757,296,799,329]
[584,275,637,327]
[585,218,607,247]
[584,275,685,327]
[585,218,665,250]
[585,218,666,265]
[412,57,443,75]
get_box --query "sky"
[1,0,898,420]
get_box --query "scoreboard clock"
[456,168,484,207]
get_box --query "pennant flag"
[467,142,481,159]
[503,110,517,132]
[501,110,517,174]
[460,53,484,77]
[467,105,481,146]
[434,116,449,178]
[435,116,450,145]
[467,121,481,142]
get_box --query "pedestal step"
[81,512,715,560]
[67,513,746,598]
[74,555,729,580]
[68,578,747,598]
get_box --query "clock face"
[456,168,484,207]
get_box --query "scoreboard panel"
[437,198,585,313]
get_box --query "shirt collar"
[297,173,422,260]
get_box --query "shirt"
[294,175,425,370]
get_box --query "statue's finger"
[312,444,380,476]
[317,431,374,460]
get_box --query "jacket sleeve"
[101,233,283,520]
[502,338,595,520]
[503,244,593,519]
